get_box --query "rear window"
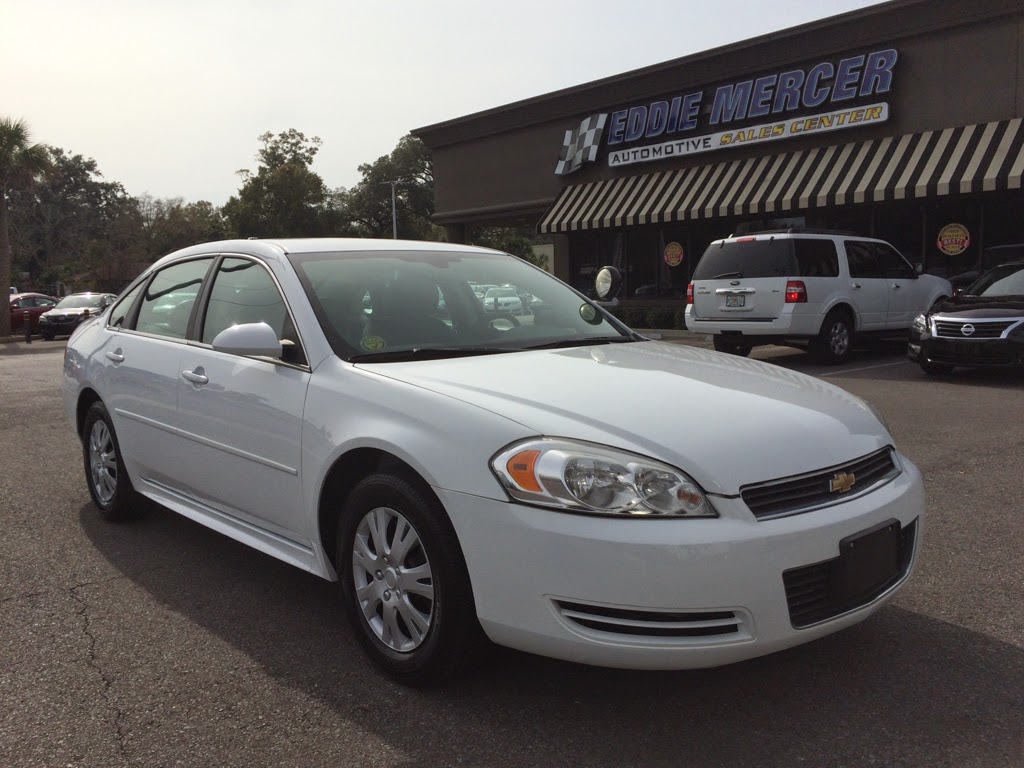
[693,240,796,280]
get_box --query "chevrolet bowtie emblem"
[830,472,856,493]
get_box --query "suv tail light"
[785,281,807,303]
[686,283,694,304]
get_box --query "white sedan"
[63,238,924,685]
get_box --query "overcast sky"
[5,0,887,205]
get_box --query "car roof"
[10,292,54,300]
[150,238,507,273]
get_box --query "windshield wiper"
[349,346,521,362]
[522,336,637,351]
[712,271,743,279]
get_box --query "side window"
[202,258,304,364]
[794,240,839,278]
[845,241,881,278]
[12,298,27,309]
[36,298,56,308]
[875,243,914,278]
[107,283,144,329]
[136,258,213,340]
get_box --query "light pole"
[381,180,406,239]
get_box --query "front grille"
[927,343,1014,366]
[554,600,742,639]
[934,319,1019,338]
[741,448,898,520]
[783,519,917,628]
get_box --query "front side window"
[201,257,304,364]
[875,243,915,278]
[135,258,214,340]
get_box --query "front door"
[844,241,889,330]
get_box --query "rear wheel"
[337,472,480,686]
[82,402,139,521]
[811,310,853,364]
[712,335,752,357]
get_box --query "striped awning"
[537,118,1024,234]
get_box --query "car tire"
[811,310,854,364]
[42,330,54,341]
[82,402,139,521]
[337,472,480,687]
[712,335,752,357]
[921,359,954,376]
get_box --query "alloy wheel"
[352,506,435,652]
[829,321,850,357]
[88,420,118,505]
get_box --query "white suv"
[685,231,952,363]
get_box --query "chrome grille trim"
[740,447,900,520]
[553,600,749,641]
[932,316,1024,339]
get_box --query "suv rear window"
[693,240,796,280]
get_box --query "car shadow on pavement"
[79,501,1024,768]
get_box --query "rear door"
[690,238,795,320]
[844,241,888,330]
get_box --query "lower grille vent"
[554,600,741,639]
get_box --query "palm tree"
[0,117,51,337]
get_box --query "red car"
[9,293,58,335]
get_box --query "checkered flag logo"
[554,114,608,175]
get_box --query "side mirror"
[211,322,283,358]
[914,263,924,274]
[595,266,623,300]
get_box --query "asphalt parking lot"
[1,340,1022,768]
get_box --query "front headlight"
[912,313,928,333]
[491,439,717,517]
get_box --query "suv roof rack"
[730,227,859,237]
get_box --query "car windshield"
[966,263,1024,296]
[55,294,106,309]
[289,249,632,361]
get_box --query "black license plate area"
[832,519,901,603]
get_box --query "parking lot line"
[819,360,913,376]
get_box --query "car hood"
[356,341,890,495]
[933,297,1024,317]
[42,307,91,317]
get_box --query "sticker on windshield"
[360,335,386,352]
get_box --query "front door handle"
[181,369,209,385]
[892,283,901,289]
[105,350,124,363]
[852,283,862,290]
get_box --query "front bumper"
[909,329,1024,368]
[438,455,924,669]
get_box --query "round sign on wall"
[664,241,685,266]
[936,223,970,256]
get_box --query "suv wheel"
[812,310,853,364]
[712,335,752,357]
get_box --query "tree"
[469,226,549,268]
[223,129,340,238]
[342,135,440,240]
[7,147,138,290]
[138,195,230,259]
[0,117,51,336]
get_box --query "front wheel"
[811,311,853,364]
[82,402,139,521]
[712,335,752,357]
[337,472,480,686]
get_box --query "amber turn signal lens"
[506,450,543,492]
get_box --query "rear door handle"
[181,369,208,385]
[105,350,124,363]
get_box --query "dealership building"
[412,0,1024,303]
